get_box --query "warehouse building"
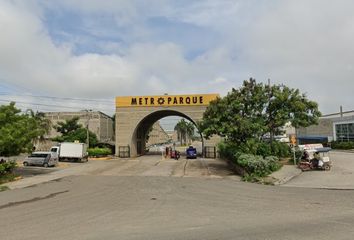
[44,111,115,143]
[296,110,354,144]
[146,121,170,146]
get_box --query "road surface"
[1,155,354,240]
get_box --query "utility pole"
[267,78,274,143]
[85,110,92,147]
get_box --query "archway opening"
[132,110,203,157]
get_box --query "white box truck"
[51,142,88,162]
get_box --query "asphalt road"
[2,174,354,240]
[2,154,354,240]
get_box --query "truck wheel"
[23,162,28,166]
[43,163,49,168]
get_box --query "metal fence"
[204,146,216,159]
[118,146,130,158]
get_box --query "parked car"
[23,152,58,167]
[186,146,197,159]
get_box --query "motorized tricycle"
[298,147,332,171]
[170,150,180,160]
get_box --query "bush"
[236,153,281,179]
[0,161,17,176]
[88,147,112,157]
[218,140,284,182]
[270,141,291,158]
[218,140,290,159]
[331,141,354,150]
[256,142,272,157]
[218,141,239,160]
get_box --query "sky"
[0,0,354,130]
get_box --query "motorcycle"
[298,147,332,171]
[170,150,180,160]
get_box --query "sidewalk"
[270,165,302,185]
[3,161,109,190]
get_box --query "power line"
[0,92,114,104]
[0,99,113,112]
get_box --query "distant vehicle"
[170,150,180,160]
[23,151,58,167]
[298,147,332,171]
[51,142,88,162]
[186,146,197,159]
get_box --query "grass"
[0,173,19,189]
[0,185,9,192]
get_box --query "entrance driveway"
[4,156,240,189]
[284,151,354,189]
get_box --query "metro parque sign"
[116,94,219,107]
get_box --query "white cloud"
[239,0,354,113]
[209,77,228,85]
[0,0,354,115]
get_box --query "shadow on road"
[14,167,57,178]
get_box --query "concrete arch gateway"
[115,94,220,157]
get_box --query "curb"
[332,149,354,154]
[88,157,113,161]
[273,172,302,185]
[271,166,302,185]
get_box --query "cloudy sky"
[0,0,353,119]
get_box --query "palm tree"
[174,119,195,146]
[26,110,51,142]
[174,121,183,145]
[186,122,195,144]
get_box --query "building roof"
[321,110,354,119]
[44,111,113,119]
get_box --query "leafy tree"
[185,121,195,144]
[265,84,321,142]
[200,79,268,143]
[0,102,45,156]
[54,116,81,135]
[200,78,321,144]
[26,110,51,142]
[53,117,98,147]
[174,119,195,145]
[174,120,185,145]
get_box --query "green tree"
[200,78,321,144]
[174,119,186,145]
[265,84,321,142]
[26,110,51,142]
[0,102,44,156]
[54,116,81,135]
[200,79,268,143]
[174,119,195,145]
[53,117,98,147]
[186,121,195,144]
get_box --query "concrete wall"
[146,122,170,146]
[297,119,334,138]
[296,115,354,141]
[44,112,114,142]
